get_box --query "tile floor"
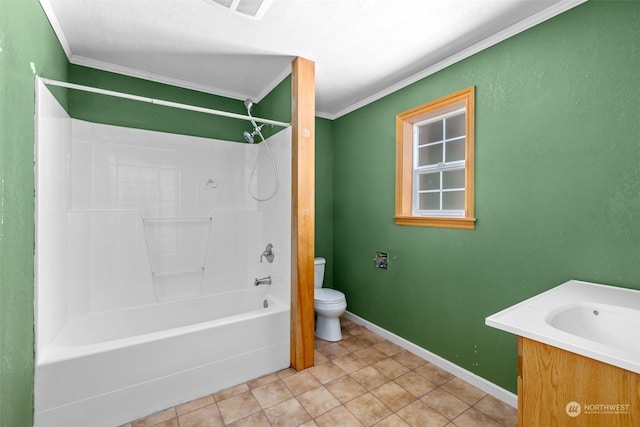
[122,318,517,427]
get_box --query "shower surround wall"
[34,82,292,426]
[67,120,270,310]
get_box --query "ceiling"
[40,0,584,119]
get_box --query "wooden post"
[290,57,315,370]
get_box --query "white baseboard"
[343,311,517,408]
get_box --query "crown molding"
[322,0,587,120]
[69,55,254,101]
[39,0,587,120]
[253,62,293,103]
[39,0,72,58]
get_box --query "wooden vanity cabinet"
[517,336,640,426]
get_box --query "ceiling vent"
[204,0,274,20]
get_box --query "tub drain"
[263,299,269,308]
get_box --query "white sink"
[486,280,640,374]
[546,302,640,356]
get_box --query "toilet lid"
[314,288,345,303]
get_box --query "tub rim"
[37,291,289,366]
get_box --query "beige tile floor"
[122,318,517,427]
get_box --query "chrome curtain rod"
[40,77,291,128]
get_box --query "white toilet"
[314,257,347,341]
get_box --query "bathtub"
[486,280,640,374]
[34,288,290,427]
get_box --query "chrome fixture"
[243,125,265,144]
[260,243,274,263]
[254,276,272,286]
[243,98,265,144]
[244,98,280,201]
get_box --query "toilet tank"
[314,257,326,289]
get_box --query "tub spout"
[254,276,272,286]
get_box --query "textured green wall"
[254,73,291,140]
[315,117,335,287]
[0,1,69,426]
[68,64,252,142]
[332,1,640,393]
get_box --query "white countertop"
[486,280,640,374]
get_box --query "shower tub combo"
[34,80,292,426]
[36,289,289,427]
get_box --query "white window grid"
[412,107,466,217]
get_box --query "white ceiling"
[41,0,584,118]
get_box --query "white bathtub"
[486,280,640,374]
[34,288,290,427]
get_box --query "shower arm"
[39,77,290,128]
[246,107,260,131]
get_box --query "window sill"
[394,215,476,230]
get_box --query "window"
[395,87,475,229]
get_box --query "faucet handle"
[260,243,275,263]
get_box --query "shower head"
[243,124,264,144]
[243,98,263,143]
[243,130,255,144]
[244,98,254,112]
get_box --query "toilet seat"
[314,288,345,303]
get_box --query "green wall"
[254,74,291,139]
[331,0,640,393]
[315,117,335,287]
[0,1,68,426]
[68,64,252,142]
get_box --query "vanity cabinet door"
[517,337,524,427]
[518,336,639,426]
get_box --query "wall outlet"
[375,252,388,269]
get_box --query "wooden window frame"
[395,86,476,230]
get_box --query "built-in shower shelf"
[142,216,213,301]
[152,267,205,278]
[143,217,212,223]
